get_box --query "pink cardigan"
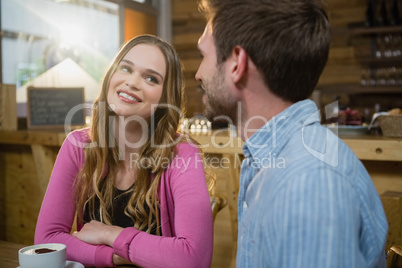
[35,128,213,267]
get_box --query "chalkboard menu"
[27,87,85,129]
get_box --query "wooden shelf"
[331,25,402,36]
[351,25,402,35]
[357,57,402,67]
[326,25,402,96]
[317,84,402,94]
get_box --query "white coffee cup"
[18,243,66,268]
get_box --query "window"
[1,0,120,85]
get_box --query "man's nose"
[195,66,202,82]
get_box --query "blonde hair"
[75,35,213,234]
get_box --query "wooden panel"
[326,0,366,9]
[0,144,59,245]
[222,154,240,268]
[172,0,204,22]
[319,64,361,85]
[327,47,357,64]
[184,89,204,117]
[0,130,62,146]
[380,191,402,251]
[0,151,6,241]
[172,0,199,13]
[173,23,206,36]
[2,145,44,245]
[343,138,402,161]
[180,58,202,73]
[124,8,156,42]
[365,160,402,195]
[208,160,234,268]
[192,132,244,154]
[327,7,366,26]
[172,0,205,117]
[0,84,17,131]
[31,145,57,195]
[173,33,201,50]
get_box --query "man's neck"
[237,89,293,141]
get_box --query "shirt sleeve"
[34,130,114,267]
[112,143,214,268]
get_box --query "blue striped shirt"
[236,99,388,268]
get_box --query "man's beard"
[203,68,238,125]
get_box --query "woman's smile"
[117,89,143,104]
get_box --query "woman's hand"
[113,254,136,266]
[72,220,123,247]
[73,221,136,266]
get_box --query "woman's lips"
[117,90,142,104]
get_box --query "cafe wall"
[172,0,402,119]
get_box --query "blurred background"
[1,1,402,267]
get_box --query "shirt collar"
[242,99,320,161]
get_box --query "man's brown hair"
[199,0,331,103]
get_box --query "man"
[195,0,388,267]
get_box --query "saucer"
[65,261,84,268]
[18,260,84,268]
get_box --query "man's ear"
[230,46,248,84]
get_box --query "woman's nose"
[125,73,140,90]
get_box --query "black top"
[83,185,160,234]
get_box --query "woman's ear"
[230,46,248,84]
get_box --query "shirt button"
[243,202,248,210]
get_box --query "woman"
[35,35,214,268]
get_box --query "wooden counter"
[0,129,401,161]
[0,129,400,198]
[0,240,27,268]
[341,136,402,162]
[190,131,402,162]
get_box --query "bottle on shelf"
[377,0,389,26]
[390,0,400,25]
[365,0,375,27]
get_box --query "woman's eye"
[119,65,132,73]
[145,76,159,84]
